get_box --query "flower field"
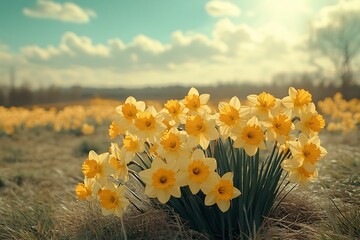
[0,90,359,240]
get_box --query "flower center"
[302,143,321,164]
[82,159,101,178]
[122,103,137,120]
[135,112,156,131]
[219,105,239,126]
[186,115,206,136]
[294,89,312,107]
[152,168,176,190]
[215,179,234,201]
[188,160,210,183]
[242,125,264,145]
[184,94,200,111]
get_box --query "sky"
[0,0,358,88]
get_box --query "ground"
[0,125,359,239]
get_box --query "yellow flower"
[177,149,217,194]
[185,114,219,149]
[282,164,318,187]
[109,143,131,182]
[295,103,325,136]
[216,96,250,139]
[232,116,266,156]
[81,150,113,185]
[108,120,125,139]
[98,182,129,217]
[282,87,312,116]
[157,128,192,165]
[201,172,241,212]
[264,113,294,144]
[116,96,145,120]
[247,92,279,120]
[75,177,99,202]
[81,123,95,135]
[183,87,211,114]
[285,133,327,173]
[132,106,166,143]
[160,99,188,126]
[122,134,145,158]
[139,157,181,203]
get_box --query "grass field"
[0,121,359,239]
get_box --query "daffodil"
[75,177,99,202]
[157,128,192,165]
[247,92,279,120]
[216,96,250,139]
[139,157,181,204]
[281,163,318,187]
[232,116,266,156]
[98,182,129,217]
[185,113,219,149]
[160,99,188,126]
[201,172,241,212]
[81,150,113,185]
[285,133,327,173]
[295,103,325,136]
[109,143,131,182]
[177,149,217,194]
[264,113,294,144]
[282,87,312,117]
[131,106,166,143]
[108,120,126,139]
[182,87,211,114]
[116,96,146,129]
[122,134,145,158]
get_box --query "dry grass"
[0,126,359,239]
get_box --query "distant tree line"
[0,76,359,108]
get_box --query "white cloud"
[11,18,319,87]
[205,1,241,17]
[23,0,96,23]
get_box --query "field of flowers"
[0,89,359,240]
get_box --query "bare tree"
[310,2,360,93]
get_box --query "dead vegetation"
[0,126,359,239]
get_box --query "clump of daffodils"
[76,87,327,238]
[318,92,360,133]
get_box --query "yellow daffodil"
[160,99,188,126]
[232,116,266,156]
[183,87,211,114]
[81,150,113,185]
[247,92,279,120]
[157,128,192,165]
[75,177,99,202]
[282,163,318,187]
[132,106,166,143]
[139,157,181,204]
[185,113,219,149]
[216,96,250,139]
[122,134,145,158]
[98,182,129,217]
[109,143,132,182]
[108,120,126,139]
[201,172,241,212]
[285,133,327,173]
[177,149,217,194]
[295,103,325,136]
[264,113,294,144]
[81,123,95,135]
[282,87,312,117]
[116,96,146,129]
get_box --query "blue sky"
[0,0,356,88]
